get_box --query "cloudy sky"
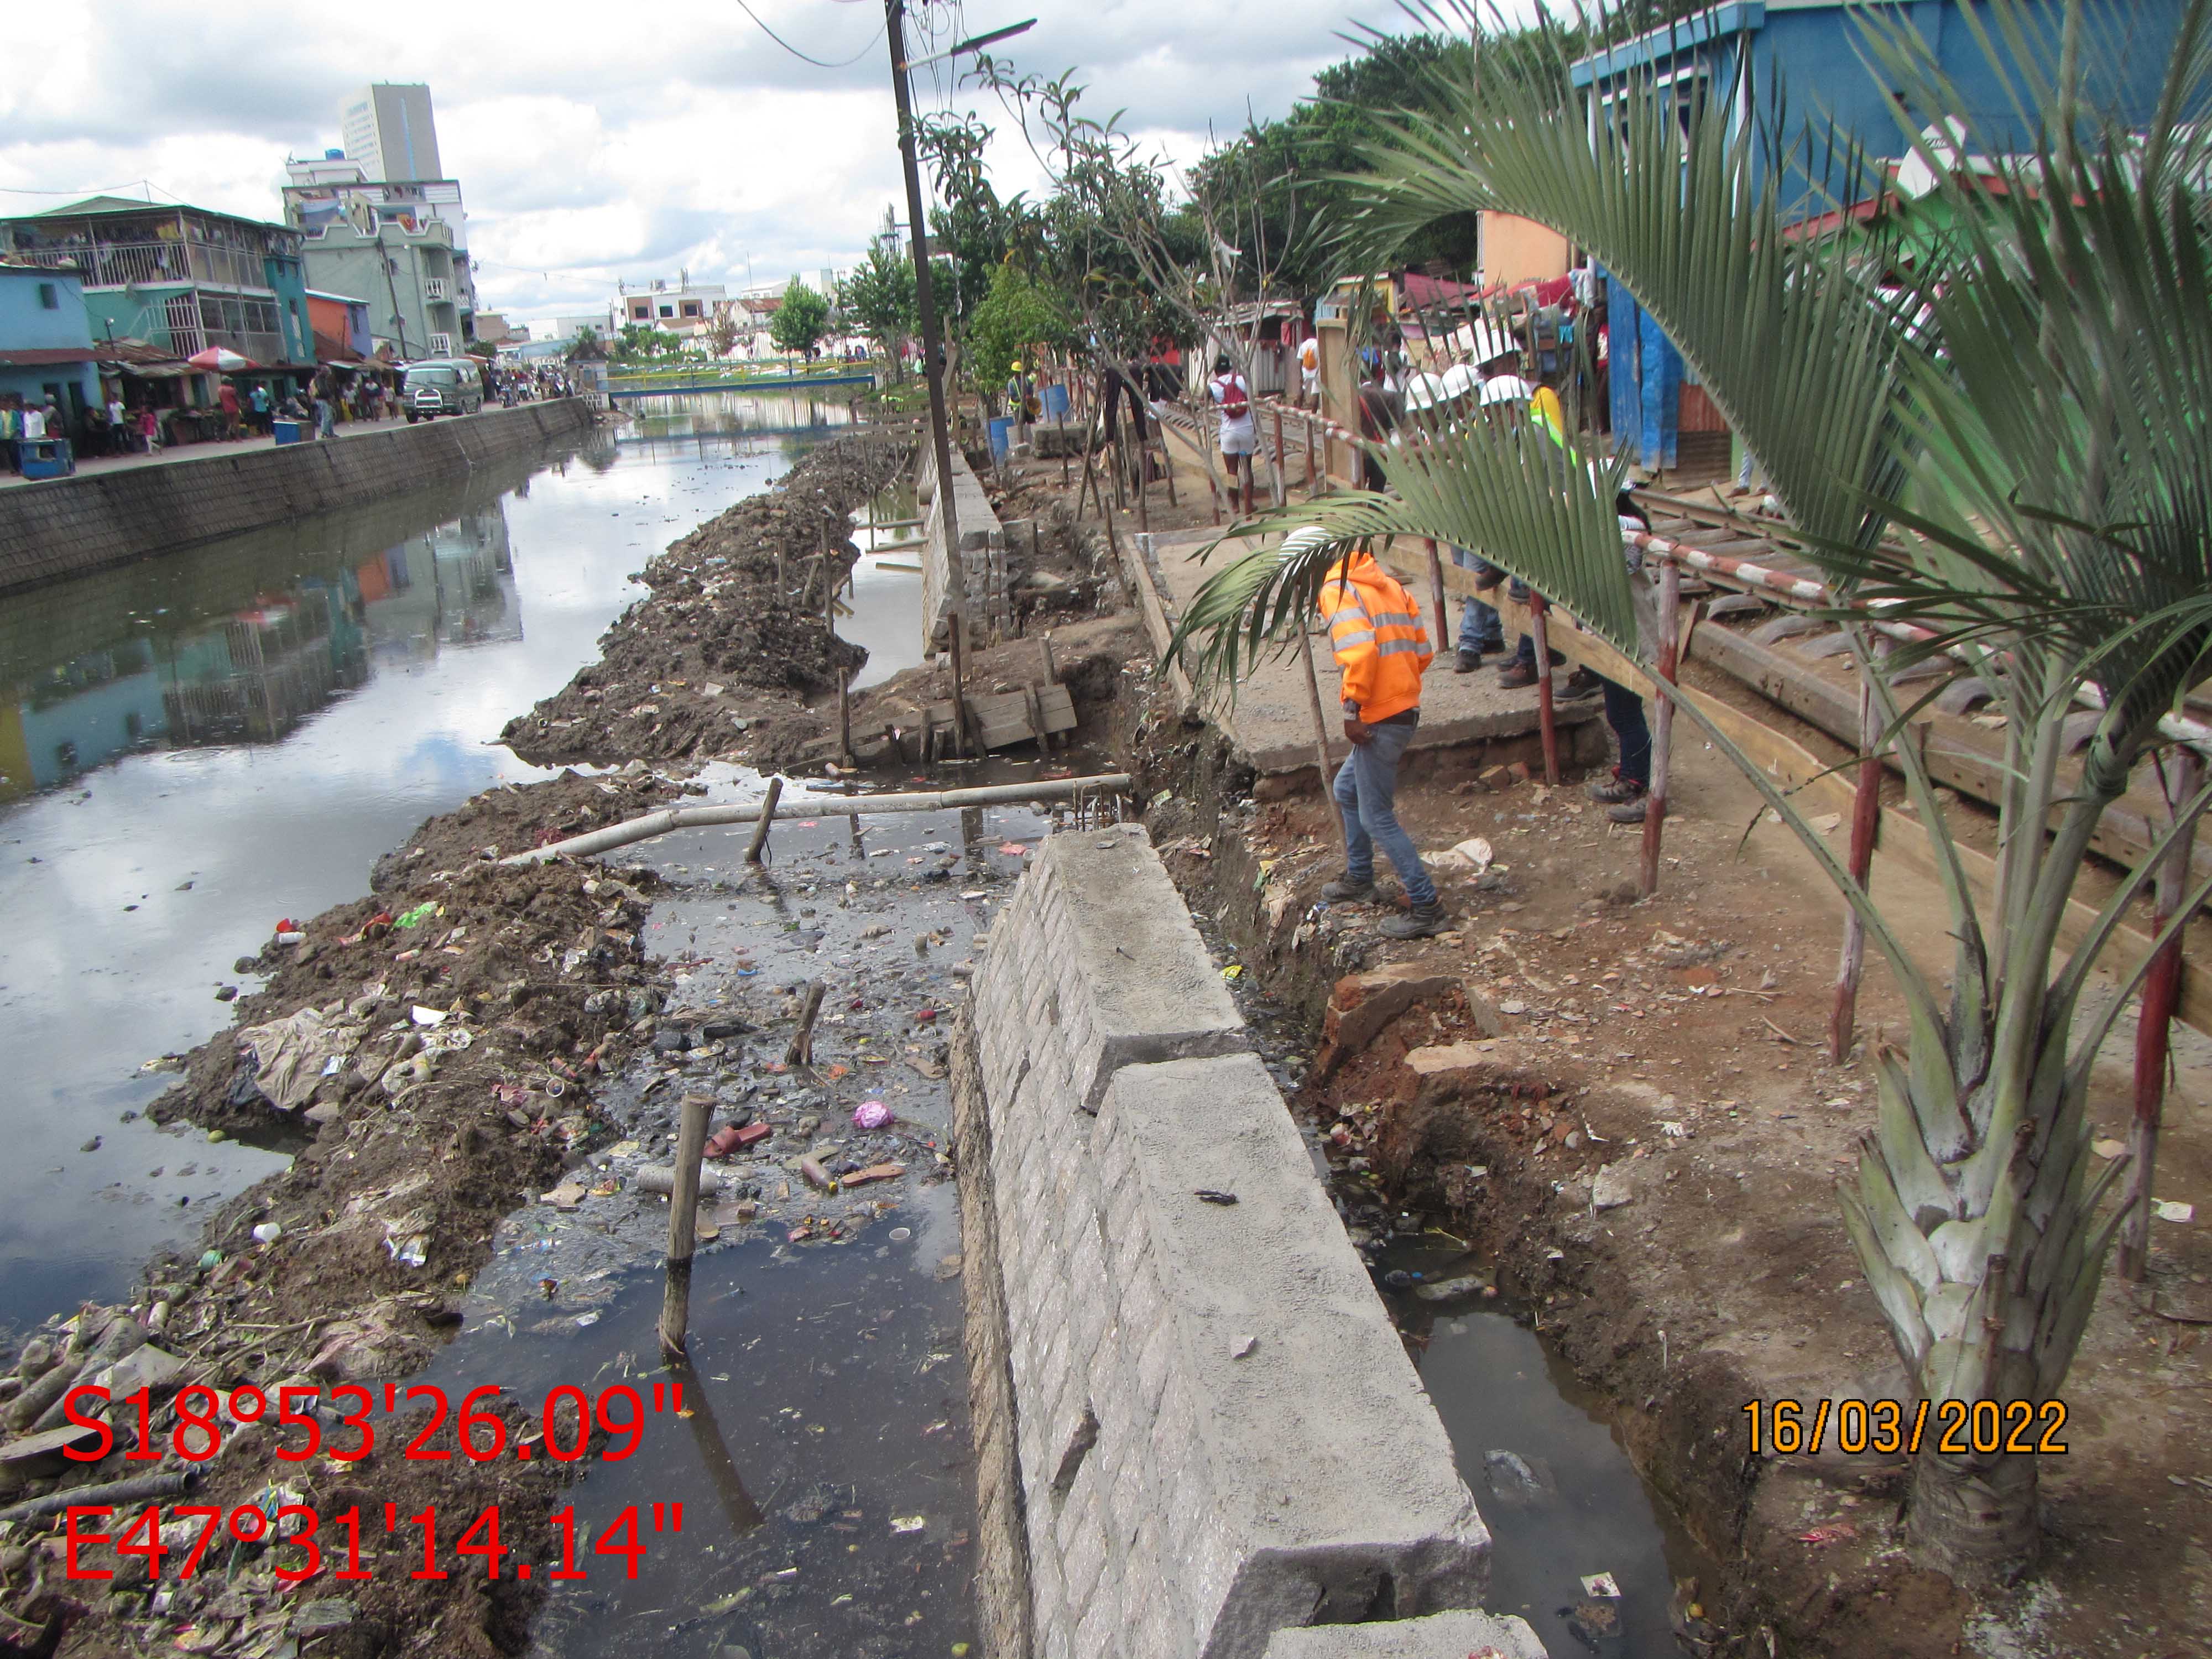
[0,1,1473,332]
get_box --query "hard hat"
[1438,363,1479,402]
[1281,524,1343,555]
[1479,374,1533,406]
[1404,372,1447,411]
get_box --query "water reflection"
[0,502,526,802]
[0,397,821,1326]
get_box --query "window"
[658,305,674,319]
[38,283,58,310]
[681,301,701,318]
[631,302,651,320]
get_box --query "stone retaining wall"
[916,439,1010,648]
[956,825,1546,1659]
[0,399,593,593]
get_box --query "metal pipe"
[1640,560,1681,897]
[502,774,1134,865]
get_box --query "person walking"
[217,378,242,440]
[1209,354,1258,515]
[106,391,128,455]
[137,403,161,454]
[1312,534,1448,939]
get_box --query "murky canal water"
[0,393,853,1329]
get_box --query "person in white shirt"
[106,395,127,456]
[1297,335,1319,408]
[1209,354,1258,516]
[22,404,45,442]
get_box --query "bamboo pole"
[657,1089,714,1359]
[1639,560,1682,896]
[503,773,1136,865]
[1529,593,1560,785]
[745,776,784,865]
[1300,627,1352,865]
[1830,633,1888,1061]
[2121,747,2203,1281]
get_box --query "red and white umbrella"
[186,347,258,372]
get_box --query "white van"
[401,359,485,422]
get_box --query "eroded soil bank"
[1114,672,2212,1659]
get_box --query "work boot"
[1606,796,1650,824]
[1562,667,1603,700]
[1321,873,1377,904]
[1452,648,1482,674]
[1497,660,1540,690]
[1379,900,1448,940]
[1587,770,1645,805]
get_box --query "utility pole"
[885,0,971,750]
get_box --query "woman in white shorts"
[1210,354,1258,515]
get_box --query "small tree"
[703,310,738,358]
[769,279,830,362]
[966,262,1067,414]
[841,233,920,379]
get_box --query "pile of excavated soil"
[0,773,687,1657]
[503,435,911,768]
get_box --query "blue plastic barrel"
[273,420,305,446]
[1041,383,1070,419]
[987,416,1015,461]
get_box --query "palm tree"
[1173,0,2212,1583]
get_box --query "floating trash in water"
[1580,1573,1621,1599]
[890,1515,926,1533]
[889,1227,912,1242]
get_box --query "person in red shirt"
[217,379,242,441]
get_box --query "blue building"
[0,261,100,422]
[1572,0,2192,466]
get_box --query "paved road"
[0,410,503,491]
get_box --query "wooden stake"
[1300,625,1352,865]
[785,980,826,1068]
[1829,632,1887,1060]
[1271,405,1287,508]
[2121,747,2202,1280]
[1305,413,1318,495]
[1529,593,1560,785]
[1158,426,1177,507]
[826,581,851,765]
[1423,539,1449,658]
[745,775,784,864]
[1639,559,1681,896]
[656,1089,714,1359]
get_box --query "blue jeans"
[1600,676,1651,786]
[1451,547,1504,655]
[1332,715,1438,907]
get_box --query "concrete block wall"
[917,439,1010,648]
[0,399,592,593]
[964,826,1522,1659]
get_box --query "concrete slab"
[1261,1610,1550,1659]
[1142,528,1597,774]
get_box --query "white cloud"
[0,0,1473,326]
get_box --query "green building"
[0,196,317,377]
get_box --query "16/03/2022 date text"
[64,1501,684,1583]
[1743,1397,2068,1458]
[53,1379,687,1464]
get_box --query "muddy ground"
[502,436,1131,779]
[1120,668,2212,1659]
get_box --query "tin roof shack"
[306,290,373,364]
[0,262,99,421]
[0,197,315,377]
[1571,0,2193,472]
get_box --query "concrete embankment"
[0,398,593,592]
[952,823,1548,1659]
[918,437,1010,645]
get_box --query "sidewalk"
[0,414,418,491]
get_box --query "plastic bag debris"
[236,1006,366,1112]
[853,1100,893,1130]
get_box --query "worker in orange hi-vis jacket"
[1310,536,1448,939]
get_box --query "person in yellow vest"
[1308,534,1448,938]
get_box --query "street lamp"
[884,2,1034,750]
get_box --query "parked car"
[400,359,484,422]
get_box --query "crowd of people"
[1197,315,1660,940]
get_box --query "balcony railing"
[11,240,276,292]
[160,317,287,366]
[424,277,449,301]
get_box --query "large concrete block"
[1098,1052,1489,1656]
[1019,825,1246,1109]
[1261,1611,1548,1659]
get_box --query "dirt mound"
[503,435,911,768]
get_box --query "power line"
[731,0,885,69]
